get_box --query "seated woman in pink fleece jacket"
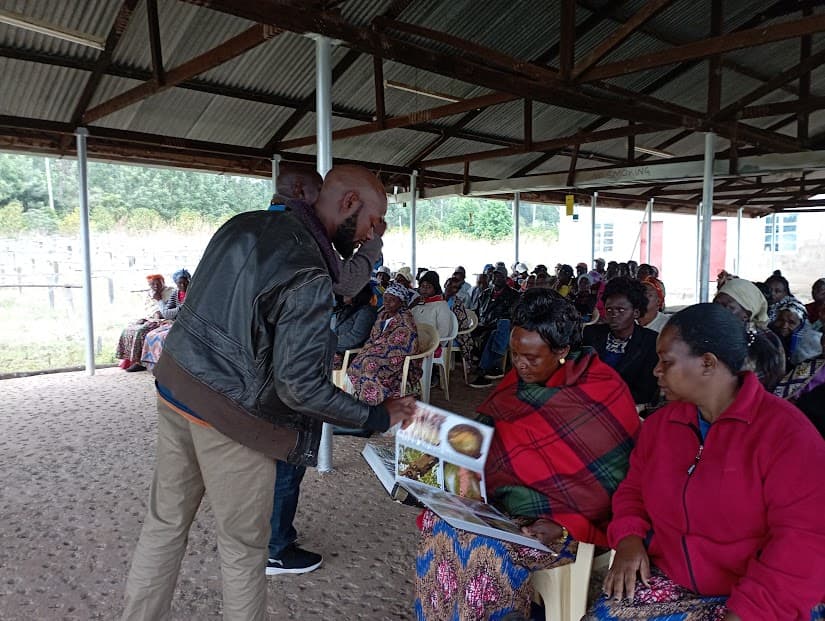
[585,303,825,621]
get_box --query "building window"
[763,214,797,252]
[595,223,614,253]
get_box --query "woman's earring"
[559,357,566,365]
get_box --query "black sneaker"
[484,367,504,380]
[266,545,323,575]
[469,376,492,388]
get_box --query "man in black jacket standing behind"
[121,165,415,621]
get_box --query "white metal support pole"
[699,132,716,302]
[271,154,281,195]
[315,35,334,472]
[590,192,598,266]
[410,170,418,277]
[315,37,332,177]
[736,207,743,274]
[76,128,95,375]
[646,198,654,265]
[696,202,702,301]
[45,158,55,212]
[513,191,520,264]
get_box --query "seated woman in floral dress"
[140,269,190,372]
[444,277,473,369]
[415,289,641,621]
[331,282,378,369]
[347,283,420,405]
[116,273,175,372]
[586,303,825,621]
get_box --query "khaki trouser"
[122,399,276,621]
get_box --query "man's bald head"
[319,165,386,207]
[276,164,323,204]
[314,165,388,259]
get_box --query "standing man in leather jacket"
[121,165,415,621]
[265,164,386,576]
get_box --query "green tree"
[0,200,25,234]
[22,208,59,234]
[58,209,80,235]
[127,207,165,230]
[0,154,50,211]
[474,200,513,240]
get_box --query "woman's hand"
[521,518,564,546]
[603,535,650,602]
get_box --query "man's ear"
[341,190,361,214]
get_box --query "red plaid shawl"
[479,348,640,547]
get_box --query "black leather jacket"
[155,209,388,466]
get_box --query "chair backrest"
[583,306,600,326]
[458,309,478,335]
[442,311,459,344]
[399,322,441,402]
[415,322,440,356]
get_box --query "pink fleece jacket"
[608,372,825,620]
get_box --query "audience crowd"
[122,244,825,621]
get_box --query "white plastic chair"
[455,309,478,385]
[584,306,600,326]
[432,312,459,400]
[531,543,613,621]
[332,347,361,393]
[400,323,440,403]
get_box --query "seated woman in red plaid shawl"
[415,289,641,621]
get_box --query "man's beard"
[332,207,362,259]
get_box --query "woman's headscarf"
[173,268,191,283]
[642,276,665,312]
[384,282,414,308]
[718,278,769,326]
[395,266,413,285]
[418,270,443,296]
[776,297,808,324]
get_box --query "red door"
[640,221,664,275]
[709,219,727,281]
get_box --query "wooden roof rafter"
[69,0,141,127]
[578,13,825,82]
[82,22,282,124]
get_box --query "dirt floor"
[0,366,489,620]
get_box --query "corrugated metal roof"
[333,56,492,119]
[0,0,119,61]
[0,57,86,121]
[197,31,325,101]
[426,136,502,162]
[112,0,254,70]
[394,0,559,63]
[281,122,442,167]
[184,97,294,148]
[338,0,396,25]
[0,0,823,213]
